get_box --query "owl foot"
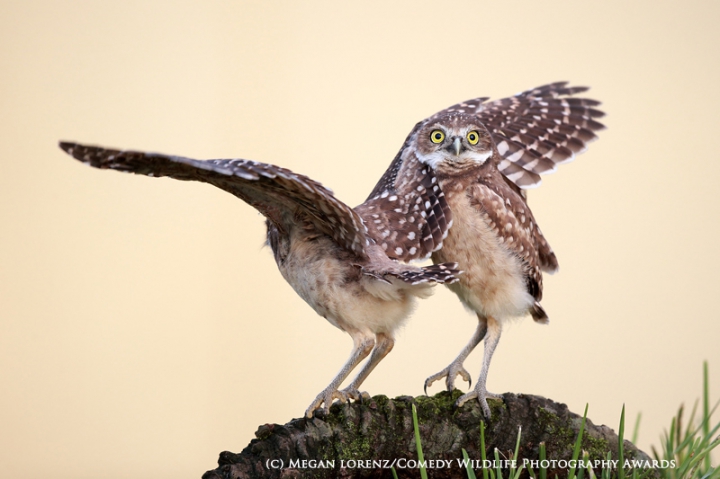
[340,387,371,403]
[424,362,472,394]
[455,386,502,418]
[304,387,371,418]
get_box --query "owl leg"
[424,318,486,393]
[304,332,374,418]
[341,332,395,400]
[456,315,502,417]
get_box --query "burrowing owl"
[59,142,460,417]
[365,82,605,417]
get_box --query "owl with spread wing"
[59,142,460,418]
[365,82,605,417]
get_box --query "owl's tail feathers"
[531,302,549,324]
[390,262,462,286]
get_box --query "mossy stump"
[203,391,656,479]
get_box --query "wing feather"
[59,141,369,258]
[356,123,453,262]
[468,177,549,300]
[430,81,605,189]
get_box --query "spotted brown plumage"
[59,141,461,418]
[368,83,604,417]
[430,81,605,189]
[355,122,453,263]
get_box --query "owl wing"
[468,172,548,300]
[60,142,369,258]
[355,122,453,262]
[430,81,605,189]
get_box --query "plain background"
[2,1,719,477]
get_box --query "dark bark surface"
[203,390,659,479]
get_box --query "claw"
[455,386,500,418]
[305,386,372,417]
[424,362,472,394]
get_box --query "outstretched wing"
[60,142,369,258]
[431,81,606,189]
[355,123,453,263]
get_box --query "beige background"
[2,1,719,477]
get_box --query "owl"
[59,142,460,418]
[363,82,605,417]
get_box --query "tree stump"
[203,390,658,479]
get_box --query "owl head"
[414,113,496,173]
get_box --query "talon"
[455,386,498,418]
[424,362,471,393]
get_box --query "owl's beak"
[451,137,462,156]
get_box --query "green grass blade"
[601,451,612,479]
[583,450,596,479]
[510,426,525,479]
[527,464,537,479]
[539,442,547,479]
[481,421,490,479]
[494,447,504,479]
[704,361,711,473]
[463,448,478,479]
[568,404,589,479]
[632,412,642,446]
[411,404,428,479]
[619,404,626,479]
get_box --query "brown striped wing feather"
[59,142,370,258]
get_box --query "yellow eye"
[430,130,445,144]
[467,131,480,145]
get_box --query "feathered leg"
[456,315,502,417]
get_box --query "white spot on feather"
[497,141,509,155]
